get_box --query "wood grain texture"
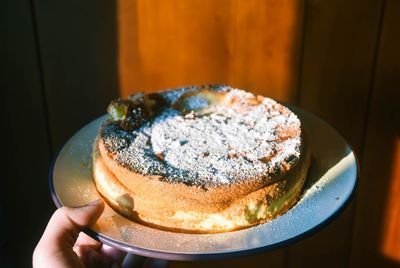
[3,1,400,267]
[118,0,304,103]
[381,139,400,263]
[225,0,304,101]
[33,0,120,150]
[288,0,384,267]
[116,1,304,267]
[350,0,400,266]
[0,0,53,267]
[298,0,383,154]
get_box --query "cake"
[92,85,311,233]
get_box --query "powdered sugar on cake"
[100,86,302,187]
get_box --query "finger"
[75,232,102,250]
[74,232,126,265]
[37,199,104,251]
[77,246,117,268]
[73,233,102,262]
[99,244,127,264]
[33,199,105,267]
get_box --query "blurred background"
[1,0,399,267]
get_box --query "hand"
[33,199,126,268]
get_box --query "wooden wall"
[1,0,399,267]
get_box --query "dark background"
[1,0,399,267]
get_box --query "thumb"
[38,199,104,250]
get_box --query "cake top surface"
[100,85,302,187]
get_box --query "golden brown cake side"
[93,85,310,233]
[93,134,310,233]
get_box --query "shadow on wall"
[1,0,119,267]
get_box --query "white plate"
[50,107,358,260]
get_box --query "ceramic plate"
[50,107,358,260]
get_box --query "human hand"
[33,199,126,268]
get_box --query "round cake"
[92,85,311,233]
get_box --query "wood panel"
[350,0,400,266]
[298,0,383,154]
[118,0,232,95]
[117,1,305,267]
[3,1,399,267]
[33,0,120,150]
[227,0,304,101]
[118,0,304,103]
[0,0,53,267]
[287,0,384,267]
